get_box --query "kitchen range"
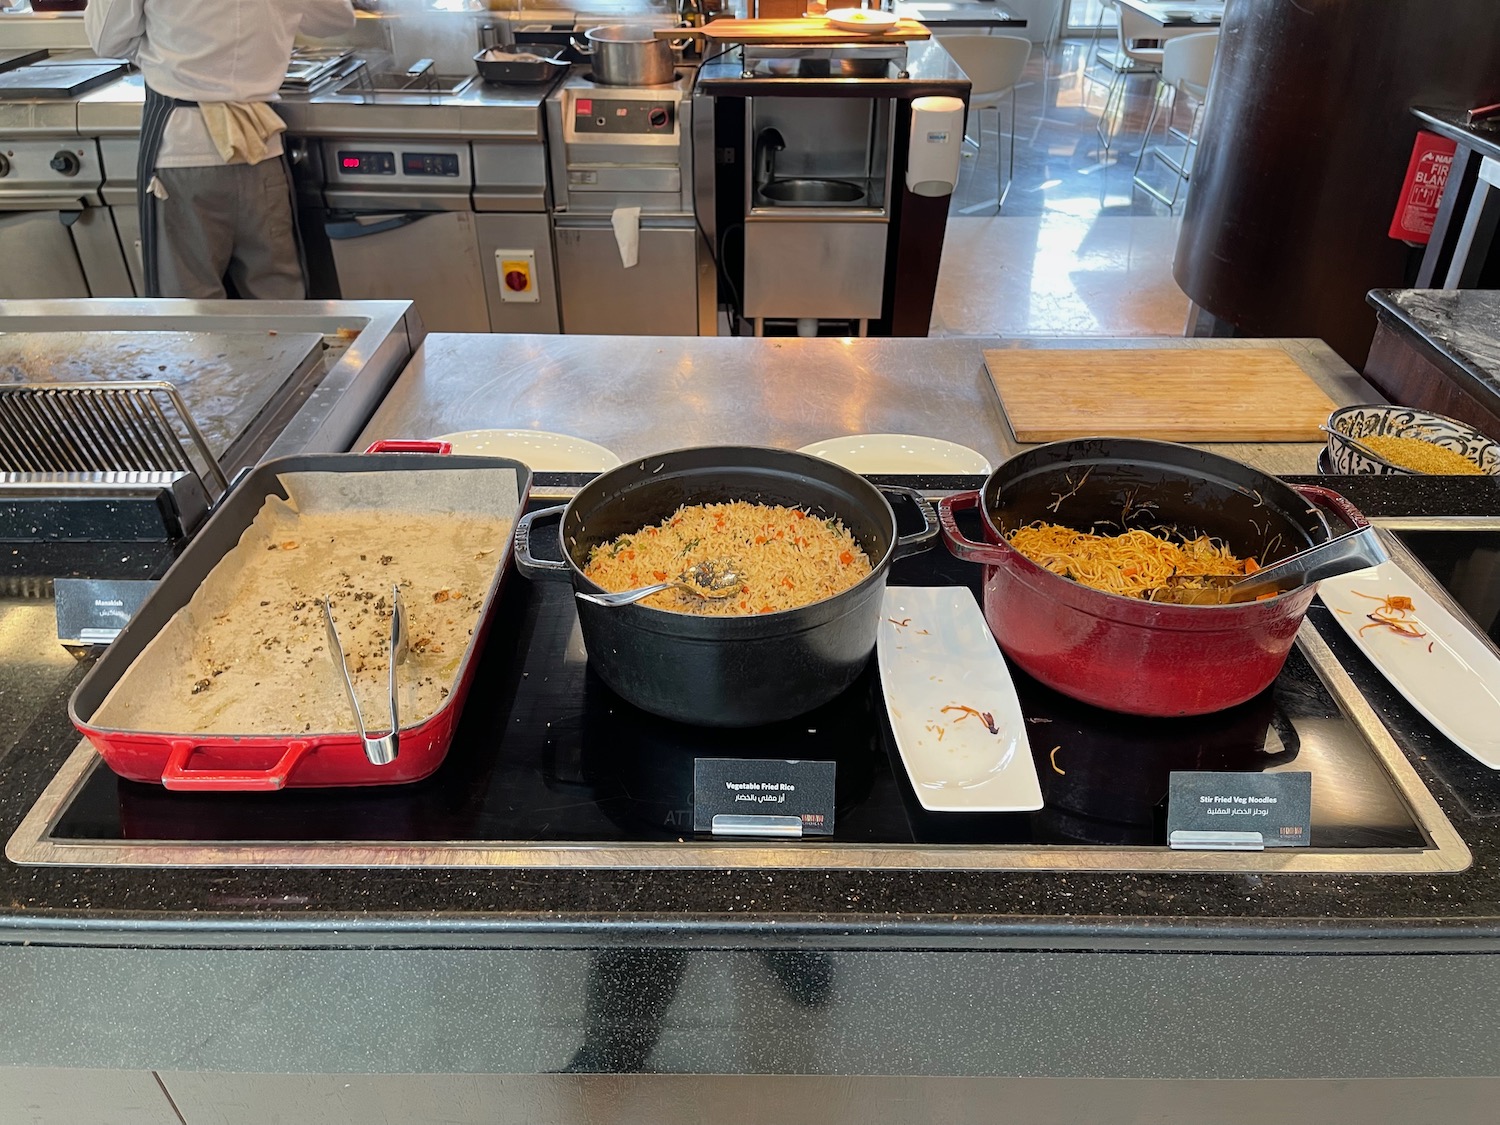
[0,50,132,299]
[545,65,715,335]
[284,68,560,335]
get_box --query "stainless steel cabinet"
[0,211,91,299]
[326,210,490,333]
[743,220,888,320]
[553,219,703,336]
[70,206,135,297]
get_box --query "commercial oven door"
[325,210,490,333]
[552,216,705,336]
[0,210,91,298]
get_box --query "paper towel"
[612,206,641,269]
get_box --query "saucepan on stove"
[938,438,1383,717]
[572,24,681,87]
[513,446,938,726]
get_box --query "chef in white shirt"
[86,0,355,299]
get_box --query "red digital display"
[342,157,360,169]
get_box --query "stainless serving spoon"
[1150,525,1388,605]
[577,557,744,608]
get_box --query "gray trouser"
[153,160,305,300]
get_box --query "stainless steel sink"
[761,178,866,205]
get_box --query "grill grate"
[0,382,227,498]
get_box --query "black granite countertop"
[694,39,969,99]
[2,475,1499,953]
[1368,288,1500,412]
[1412,105,1500,163]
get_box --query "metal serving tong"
[1150,525,1388,605]
[322,585,409,765]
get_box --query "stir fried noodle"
[1007,522,1253,599]
[584,502,873,615]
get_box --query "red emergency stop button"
[497,255,538,303]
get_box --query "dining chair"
[941,34,1034,211]
[1131,30,1220,209]
[1094,5,1165,152]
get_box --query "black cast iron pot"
[513,446,938,726]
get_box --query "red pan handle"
[363,439,453,455]
[160,739,314,791]
[937,490,1009,565]
[1291,484,1370,530]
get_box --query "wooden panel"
[1363,324,1500,440]
[754,0,811,19]
[661,18,931,43]
[984,347,1340,443]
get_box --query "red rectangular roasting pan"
[68,448,532,791]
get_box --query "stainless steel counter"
[356,334,1380,474]
[73,68,553,140]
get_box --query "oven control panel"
[328,145,467,181]
[335,150,396,175]
[402,152,461,177]
[568,95,676,137]
[327,144,468,190]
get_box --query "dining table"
[892,1,1028,31]
[1113,0,1224,31]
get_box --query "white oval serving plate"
[798,434,993,475]
[1318,560,1500,769]
[878,586,1044,812]
[825,8,900,32]
[433,429,622,473]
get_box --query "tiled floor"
[929,39,1194,338]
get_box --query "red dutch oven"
[938,438,1369,717]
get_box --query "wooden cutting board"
[984,348,1339,443]
[660,18,931,43]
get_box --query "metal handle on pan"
[513,504,571,578]
[935,490,1008,565]
[159,739,314,791]
[879,486,939,560]
[363,439,453,455]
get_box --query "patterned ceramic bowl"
[1324,405,1500,476]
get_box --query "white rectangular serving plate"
[877,586,1044,812]
[1319,561,1500,769]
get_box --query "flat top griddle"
[0,330,326,466]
